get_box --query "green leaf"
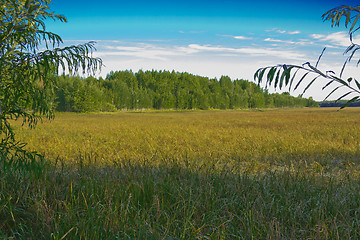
[323,86,342,101]
[266,67,276,86]
[315,48,326,68]
[302,76,320,95]
[254,68,261,81]
[258,68,266,85]
[336,91,354,102]
[273,68,280,89]
[307,64,326,77]
[340,96,359,109]
[288,68,300,91]
[322,80,335,90]
[293,72,310,91]
[277,70,286,89]
[355,79,360,90]
[332,75,349,87]
[284,66,293,85]
[350,14,360,33]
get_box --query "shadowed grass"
[1,157,359,239]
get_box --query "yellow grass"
[14,108,360,176]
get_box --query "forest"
[319,100,360,107]
[53,70,319,112]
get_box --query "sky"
[47,0,360,100]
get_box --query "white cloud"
[218,34,252,40]
[288,31,301,35]
[106,46,147,52]
[234,36,252,40]
[264,38,310,46]
[96,44,199,61]
[310,32,356,47]
[187,44,306,60]
[266,29,301,35]
[264,38,296,44]
[96,42,306,61]
[178,30,206,34]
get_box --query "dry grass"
[16,108,360,174]
[2,108,359,239]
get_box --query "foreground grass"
[1,108,360,239]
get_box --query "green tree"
[0,0,101,158]
[254,5,360,109]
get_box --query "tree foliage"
[254,4,360,109]
[0,0,101,158]
[52,70,318,112]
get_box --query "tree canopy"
[52,70,318,112]
[0,0,101,158]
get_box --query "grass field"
[1,108,360,239]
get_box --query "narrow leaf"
[289,68,300,91]
[258,68,266,85]
[350,14,360,33]
[340,96,359,109]
[277,70,287,89]
[284,66,293,85]
[331,75,349,87]
[294,72,310,91]
[267,67,276,85]
[302,76,320,95]
[272,68,280,89]
[355,79,360,90]
[336,91,354,102]
[323,86,342,101]
[340,58,349,78]
[315,48,326,68]
[322,80,335,90]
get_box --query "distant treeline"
[319,100,360,107]
[53,70,319,112]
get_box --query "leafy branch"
[255,5,360,109]
[0,0,102,158]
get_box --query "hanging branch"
[255,5,360,109]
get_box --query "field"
[2,108,360,239]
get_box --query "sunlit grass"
[16,108,360,174]
[2,108,360,239]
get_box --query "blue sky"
[47,0,360,100]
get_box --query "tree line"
[53,70,319,112]
[319,100,360,107]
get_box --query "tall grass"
[1,108,360,239]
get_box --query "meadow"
[1,108,360,239]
